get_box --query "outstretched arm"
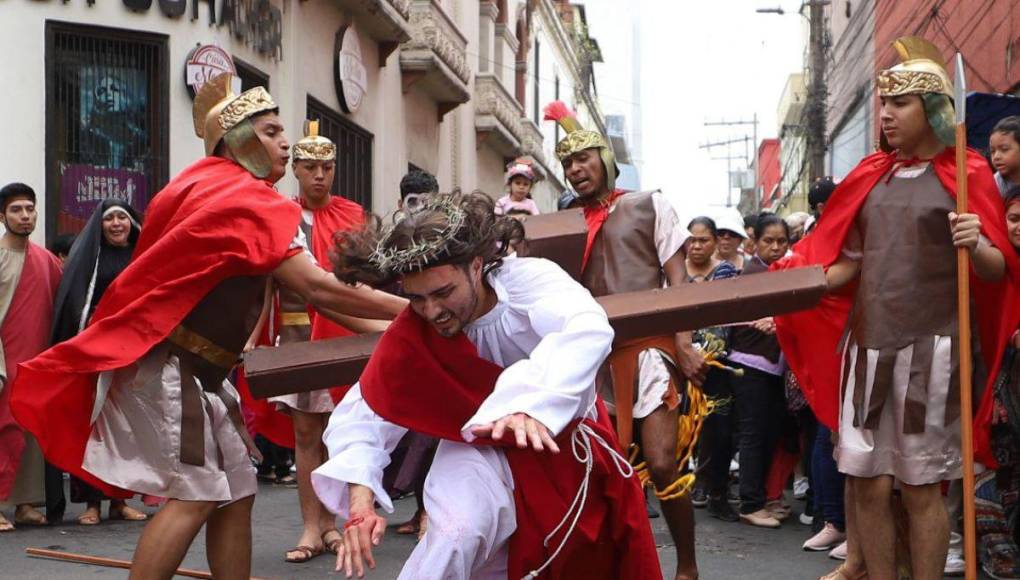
[272,253,406,320]
[463,260,614,446]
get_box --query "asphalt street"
[0,480,872,579]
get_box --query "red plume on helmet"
[543,100,582,133]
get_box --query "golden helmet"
[292,120,337,162]
[543,101,618,193]
[192,74,279,178]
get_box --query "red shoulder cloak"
[0,243,61,500]
[358,308,662,579]
[10,157,301,497]
[773,148,1020,466]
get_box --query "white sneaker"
[828,540,848,561]
[944,550,965,576]
[799,512,814,526]
[803,523,847,551]
[793,477,810,499]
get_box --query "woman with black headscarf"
[50,198,146,525]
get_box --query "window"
[307,96,373,209]
[234,58,270,92]
[45,21,169,241]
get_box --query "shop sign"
[334,23,367,114]
[184,45,240,99]
[55,1,283,59]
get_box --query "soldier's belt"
[167,325,239,370]
[281,312,311,326]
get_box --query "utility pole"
[703,117,760,211]
[806,0,829,182]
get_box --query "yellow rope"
[628,345,731,500]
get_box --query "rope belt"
[522,419,633,580]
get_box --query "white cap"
[713,207,749,239]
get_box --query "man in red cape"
[311,192,661,579]
[0,183,61,531]
[774,37,1020,580]
[9,75,405,579]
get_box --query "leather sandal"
[321,529,342,555]
[14,505,48,526]
[77,508,100,526]
[285,545,323,563]
[819,564,868,580]
[108,504,148,522]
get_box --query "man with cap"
[0,183,61,532]
[9,74,405,579]
[774,37,1020,580]
[545,101,705,580]
[258,121,375,563]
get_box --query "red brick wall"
[874,0,1020,95]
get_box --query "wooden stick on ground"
[26,547,268,580]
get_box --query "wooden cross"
[244,209,827,398]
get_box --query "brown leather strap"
[178,357,206,467]
[167,325,239,370]
[851,346,869,428]
[904,337,933,434]
[209,381,263,465]
[863,348,898,429]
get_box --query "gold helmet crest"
[192,74,279,178]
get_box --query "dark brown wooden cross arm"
[243,266,827,398]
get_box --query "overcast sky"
[583,0,807,219]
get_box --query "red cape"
[10,157,301,497]
[774,148,1020,466]
[359,308,661,579]
[0,242,61,499]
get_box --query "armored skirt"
[835,164,967,485]
[82,343,257,504]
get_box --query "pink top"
[495,195,540,216]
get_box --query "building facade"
[2,0,605,246]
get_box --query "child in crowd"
[991,116,1020,197]
[494,157,541,216]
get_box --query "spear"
[953,51,977,580]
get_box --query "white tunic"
[311,257,614,579]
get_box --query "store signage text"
[54,0,283,59]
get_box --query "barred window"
[45,22,169,241]
[307,96,373,210]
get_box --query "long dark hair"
[754,213,790,240]
[333,192,524,287]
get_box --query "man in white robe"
[313,192,660,579]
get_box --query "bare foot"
[0,512,14,532]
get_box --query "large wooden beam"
[244,267,826,398]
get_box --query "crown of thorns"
[368,195,468,274]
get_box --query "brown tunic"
[582,191,664,297]
[582,191,680,450]
[843,165,960,432]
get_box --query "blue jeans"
[812,424,846,529]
